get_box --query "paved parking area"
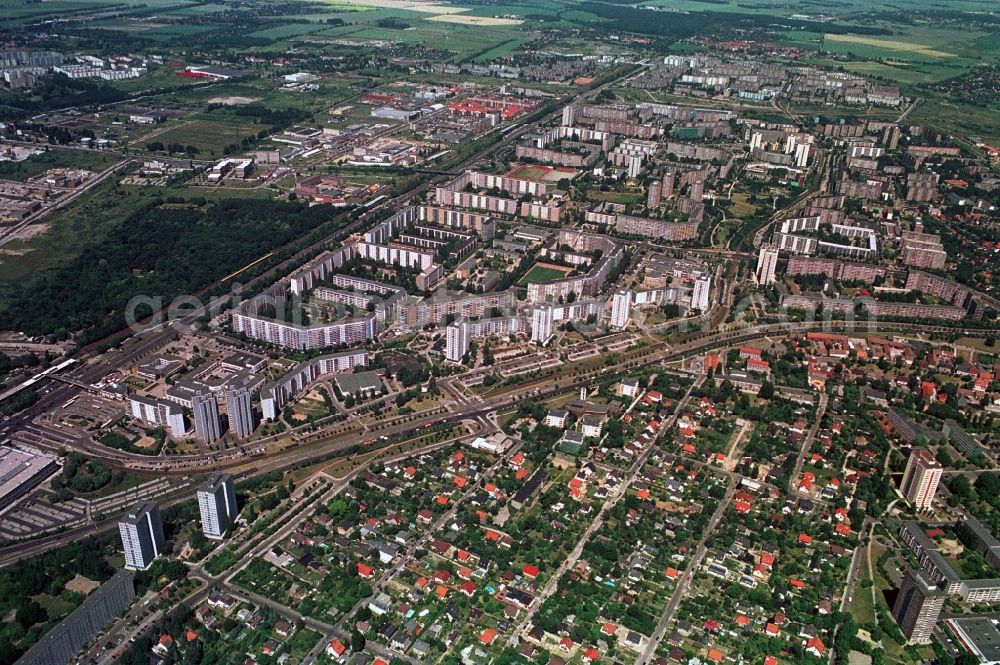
[0,496,88,540]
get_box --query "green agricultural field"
[519,263,572,286]
[101,22,219,40]
[157,2,228,17]
[249,22,330,39]
[311,0,375,9]
[0,0,120,24]
[137,118,265,156]
[781,21,1000,90]
[305,7,528,59]
[473,37,532,62]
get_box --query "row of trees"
[0,72,128,120]
[146,141,199,156]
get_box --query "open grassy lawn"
[519,263,572,285]
[137,74,362,114]
[713,219,746,248]
[472,37,532,62]
[955,337,999,355]
[910,94,1000,144]
[848,540,881,625]
[32,593,74,620]
[728,192,759,219]
[586,188,644,205]
[100,65,211,94]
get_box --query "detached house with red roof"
[326,640,347,660]
[805,637,825,657]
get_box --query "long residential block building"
[434,187,519,215]
[235,260,406,351]
[905,270,971,306]
[260,350,367,420]
[14,571,135,665]
[586,207,699,241]
[520,200,564,223]
[780,294,966,321]
[614,215,699,241]
[899,520,1000,604]
[418,205,496,239]
[530,124,615,152]
[233,296,379,350]
[434,171,547,216]
[786,257,887,283]
[402,290,518,328]
[901,231,947,269]
[515,144,600,167]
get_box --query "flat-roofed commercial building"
[0,445,58,511]
[946,617,1000,665]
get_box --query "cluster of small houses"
[179,592,303,665]
[668,487,861,664]
[790,333,997,405]
[172,336,991,665]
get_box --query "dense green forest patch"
[0,198,345,343]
